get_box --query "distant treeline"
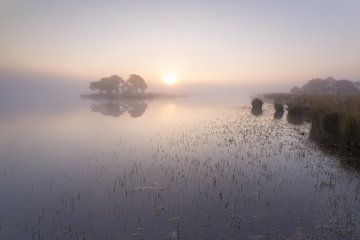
[291,77,360,95]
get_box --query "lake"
[0,96,359,240]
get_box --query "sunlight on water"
[0,98,359,239]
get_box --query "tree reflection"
[274,111,284,119]
[251,108,263,116]
[287,113,305,125]
[90,99,147,118]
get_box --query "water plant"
[265,93,360,154]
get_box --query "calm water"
[0,96,360,240]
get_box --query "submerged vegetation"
[265,93,360,155]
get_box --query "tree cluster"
[89,74,148,95]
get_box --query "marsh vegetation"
[265,93,360,157]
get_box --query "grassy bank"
[265,94,360,153]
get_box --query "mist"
[1,1,360,239]
[0,68,87,115]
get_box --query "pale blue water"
[0,96,359,239]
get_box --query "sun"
[162,73,177,85]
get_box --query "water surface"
[0,96,359,239]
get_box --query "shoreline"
[262,93,360,159]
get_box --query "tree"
[127,74,148,93]
[118,77,129,93]
[88,74,148,96]
[89,75,123,94]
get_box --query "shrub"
[251,98,263,109]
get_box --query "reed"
[265,93,360,151]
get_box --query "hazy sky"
[1,0,360,86]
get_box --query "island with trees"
[81,74,179,100]
[81,74,184,118]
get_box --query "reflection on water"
[286,107,311,126]
[287,113,306,125]
[274,110,284,119]
[90,99,148,118]
[0,100,360,239]
[251,107,263,116]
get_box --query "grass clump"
[251,98,263,109]
[307,95,360,149]
[274,103,284,113]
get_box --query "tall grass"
[265,94,360,150]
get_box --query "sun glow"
[162,73,177,85]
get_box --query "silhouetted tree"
[127,74,148,93]
[88,74,148,96]
[118,77,130,93]
[89,75,123,95]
